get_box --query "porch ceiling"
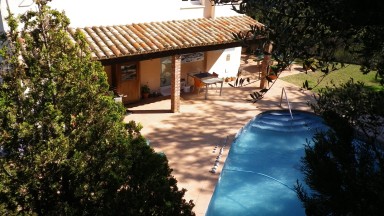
[67,15,263,63]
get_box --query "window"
[160,57,172,87]
[181,0,201,5]
[121,64,137,81]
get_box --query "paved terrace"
[123,60,315,215]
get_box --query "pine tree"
[0,1,194,215]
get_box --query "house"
[0,0,263,112]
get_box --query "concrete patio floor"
[123,61,315,215]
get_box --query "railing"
[280,87,293,120]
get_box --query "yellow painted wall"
[140,59,161,93]
[105,61,157,103]
[181,59,205,86]
[103,48,242,103]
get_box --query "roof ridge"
[70,15,255,30]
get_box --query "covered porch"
[68,15,264,112]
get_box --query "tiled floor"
[124,59,314,215]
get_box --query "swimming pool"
[206,110,329,216]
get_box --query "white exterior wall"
[214,4,241,17]
[1,0,242,30]
[0,0,244,81]
[207,47,242,78]
[51,0,206,27]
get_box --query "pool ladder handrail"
[279,87,293,120]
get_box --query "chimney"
[203,0,215,18]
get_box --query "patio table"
[188,72,224,99]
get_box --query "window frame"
[181,0,202,6]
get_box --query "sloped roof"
[67,15,262,61]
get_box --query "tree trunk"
[260,42,273,89]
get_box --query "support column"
[171,55,181,113]
[260,42,273,89]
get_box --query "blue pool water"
[206,110,329,216]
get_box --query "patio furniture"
[193,77,205,95]
[210,72,219,88]
[189,72,224,99]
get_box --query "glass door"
[160,57,172,87]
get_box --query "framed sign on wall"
[181,52,204,63]
[121,64,137,81]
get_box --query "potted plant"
[265,65,279,82]
[270,65,280,74]
[141,84,150,99]
[266,73,278,83]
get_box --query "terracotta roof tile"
[68,15,262,60]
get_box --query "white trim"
[180,5,205,9]
[180,0,204,9]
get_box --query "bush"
[296,80,384,215]
[0,3,194,215]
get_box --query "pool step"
[257,118,312,126]
[250,111,327,132]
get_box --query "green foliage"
[311,80,384,141]
[302,58,317,73]
[140,84,150,94]
[269,65,280,75]
[232,25,267,56]
[301,80,312,91]
[281,64,384,92]
[228,76,250,88]
[358,26,384,85]
[125,120,143,137]
[0,2,194,215]
[333,46,363,64]
[295,80,384,215]
[236,0,384,84]
[236,0,344,74]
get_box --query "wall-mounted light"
[226,54,230,61]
